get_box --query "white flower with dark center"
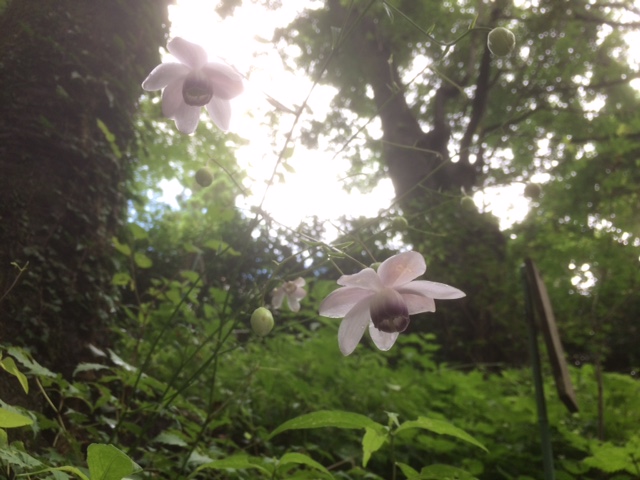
[272,278,307,313]
[319,251,465,355]
[141,37,243,134]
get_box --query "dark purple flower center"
[182,70,214,106]
[370,288,410,333]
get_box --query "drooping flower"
[272,277,307,313]
[319,251,465,356]
[142,37,244,134]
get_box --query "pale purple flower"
[141,37,243,134]
[319,251,465,356]
[272,278,307,312]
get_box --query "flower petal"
[287,296,301,312]
[167,37,208,70]
[399,280,466,300]
[368,323,400,351]
[319,286,373,318]
[205,97,232,131]
[337,268,383,291]
[292,277,306,287]
[142,63,189,91]
[400,292,436,314]
[271,288,285,309]
[291,286,307,302]
[171,103,201,134]
[203,63,244,100]
[338,298,372,355]
[161,79,186,118]
[378,252,426,287]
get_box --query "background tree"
[0,0,170,376]
[275,0,640,367]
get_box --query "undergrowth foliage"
[2,1,640,479]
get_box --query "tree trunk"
[0,0,168,377]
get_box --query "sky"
[165,0,399,239]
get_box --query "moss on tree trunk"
[0,0,169,376]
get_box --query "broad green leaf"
[269,410,385,439]
[111,272,131,287]
[6,347,56,378]
[153,431,188,447]
[0,408,33,428]
[396,462,420,479]
[362,427,388,467]
[111,237,131,257]
[279,452,331,476]
[0,356,29,393]
[87,443,140,480]
[127,222,148,241]
[396,417,488,452]
[194,454,272,476]
[583,440,638,474]
[133,252,153,269]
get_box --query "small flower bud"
[195,167,213,187]
[391,216,409,230]
[251,307,274,336]
[488,27,516,57]
[370,288,410,333]
[524,183,542,199]
[460,196,476,211]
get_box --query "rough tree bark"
[0,1,169,377]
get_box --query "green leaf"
[5,347,56,378]
[127,223,148,241]
[396,417,488,452]
[111,272,131,287]
[279,452,331,476]
[133,252,153,269]
[87,443,140,480]
[362,427,388,467]
[153,431,188,447]
[25,466,90,480]
[583,440,639,474]
[112,237,132,257]
[73,363,110,377]
[96,118,122,159]
[420,464,479,479]
[0,407,33,428]
[269,410,385,439]
[194,454,272,476]
[396,462,420,479]
[0,356,29,393]
[203,239,240,256]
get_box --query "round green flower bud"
[195,167,213,187]
[370,262,382,270]
[488,27,516,57]
[460,196,476,211]
[524,183,542,200]
[391,216,409,230]
[250,307,274,336]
